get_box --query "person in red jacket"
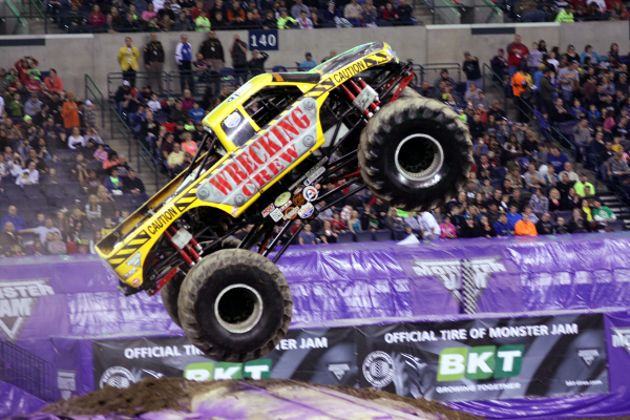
[44,69,64,93]
[88,5,107,31]
[507,34,529,76]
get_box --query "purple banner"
[2,234,630,417]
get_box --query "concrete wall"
[0,21,627,97]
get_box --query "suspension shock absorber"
[164,225,200,267]
[340,78,381,118]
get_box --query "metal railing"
[417,63,462,84]
[481,63,576,156]
[85,74,161,190]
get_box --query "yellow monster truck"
[96,42,473,362]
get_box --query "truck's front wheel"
[177,249,292,362]
[358,97,473,210]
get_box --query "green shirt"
[574,181,595,197]
[195,15,211,31]
[593,206,615,221]
[555,9,574,23]
[277,16,297,29]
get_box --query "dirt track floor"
[44,378,481,419]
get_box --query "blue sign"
[248,29,279,51]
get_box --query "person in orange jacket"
[514,212,538,236]
[62,92,80,134]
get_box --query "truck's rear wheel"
[177,249,292,362]
[358,97,472,210]
[160,275,183,327]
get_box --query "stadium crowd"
[1,32,629,256]
[0,56,148,257]
[46,0,415,33]
[112,34,625,246]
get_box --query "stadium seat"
[355,231,373,242]
[336,232,355,243]
[373,229,393,241]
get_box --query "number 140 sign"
[248,29,279,51]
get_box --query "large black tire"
[177,249,292,362]
[358,97,472,210]
[160,275,183,327]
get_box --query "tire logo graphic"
[362,351,394,388]
[99,366,136,389]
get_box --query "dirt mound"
[44,378,480,419]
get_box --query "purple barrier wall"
[1,232,630,417]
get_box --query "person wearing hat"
[298,52,317,71]
[118,37,140,87]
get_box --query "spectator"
[44,69,64,93]
[188,101,205,123]
[344,0,362,26]
[479,215,496,238]
[536,212,556,235]
[362,0,378,27]
[67,127,86,149]
[511,65,533,122]
[507,34,529,75]
[298,223,316,244]
[144,34,165,94]
[195,11,211,31]
[199,31,225,95]
[62,92,80,132]
[574,173,596,197]
[506,205,522,228]
[24,92,43,117]
[298,10,314,28]
[439,216,457,239]
[231,34,249,84]
[88,5,107,31]
[123,168,146,196]
[514,212,537,236]
[463,52,482,88]
[16,161,39,186]
[226,0,246,25]
[118,37,140,88]
[291,0,310,19]
[298,52,317,71]
[175,34,195,93]
[248,50,269,76]
[417,211,441,240]
[569,208,590,233]
[555,5,575,22]
[0,205,26,231]
[0,222,22,256]
[396,0,413,24]
[592,199,616,226]
[104,167,124,195]
[167,142,187,174]
[381,2,398,23]
[491,48,508,82]
[277,8,297,29]
[529,187,549,214]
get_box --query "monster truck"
[96,42,472,362]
